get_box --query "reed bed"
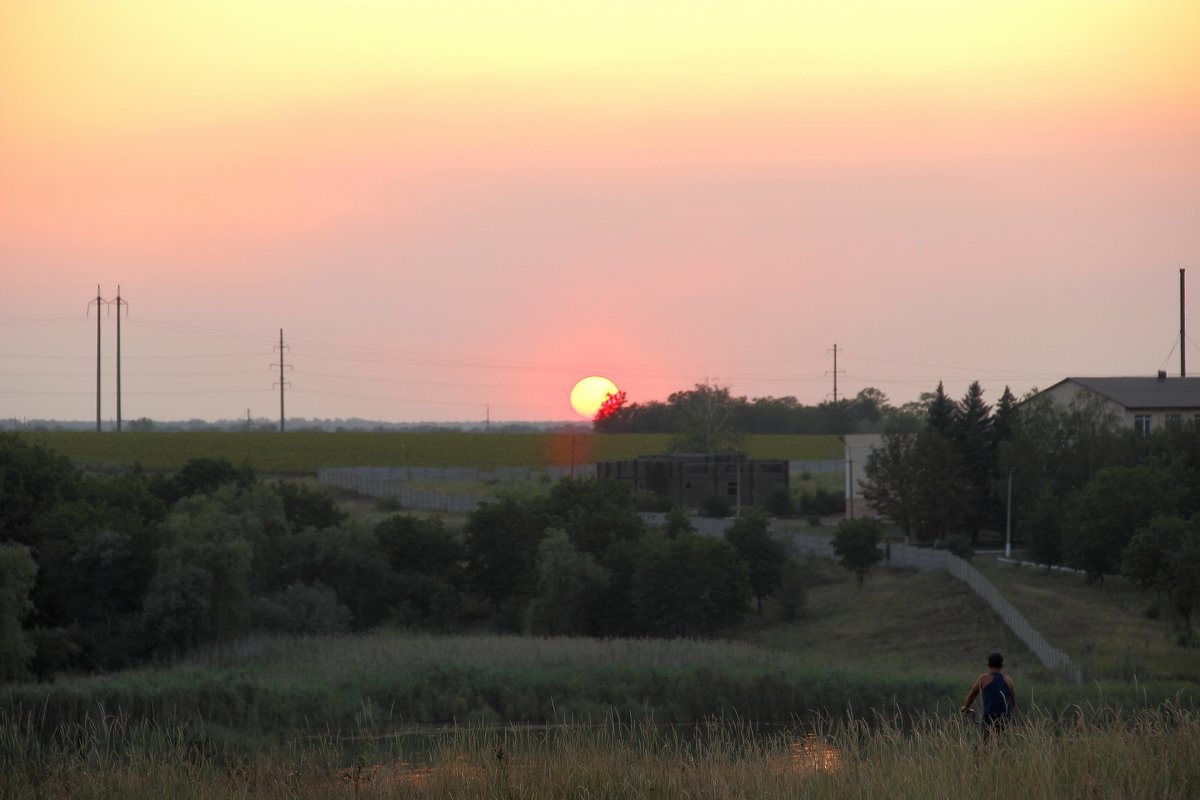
[6,634,1192,743]
[3,707,1197,799]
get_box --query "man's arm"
[961,675,983,712]
[1006,675,1016,711]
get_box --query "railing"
[788,533,1083,684]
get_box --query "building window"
[727,482,738,496]
[1133,414,1151,436]
[1166,414,1183,429]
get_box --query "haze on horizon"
[2,0,1198,424]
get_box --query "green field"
[14,431,844,473]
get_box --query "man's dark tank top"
[982,672,1012,720]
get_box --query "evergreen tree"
[955,381,995,543]
[926,381,958,433]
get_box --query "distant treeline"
[0,435,807,682]
[594,384,909,437]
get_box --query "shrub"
[762,485,796,518]
[701,494,732,519]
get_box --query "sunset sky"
[2,0,1198,424]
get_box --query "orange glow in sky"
[1,1,1198,423]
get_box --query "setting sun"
[569,376,619,420]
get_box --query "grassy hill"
[15,431,844,473]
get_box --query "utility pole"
[1181,268,1187,378]
[826,344,845,402]
[86,285,109,431]
[114,287,128,432]
[271,329,292,433]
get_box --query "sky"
[2,0,1199,425]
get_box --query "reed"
[5,634,1193,747]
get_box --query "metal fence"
[788,533,1083,683]
[315,465,591,513]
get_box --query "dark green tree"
[909,429,968,545]
[272,480,348,532]
[724,511,786,614]
[543,477,644,559]
[631,532,750,636]
[861,430,918,542]
[954,381,994,543]
[926,381,958,433]
[0,543,38,680]
[832,517,884,587]
[1063,464,1181,581]
[525,529,610,636]
[463,495,548,612]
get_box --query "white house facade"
[1037,374,1200,435]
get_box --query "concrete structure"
[1037,374,1200,435]
[842,433,882,516]
[596,453,788,510]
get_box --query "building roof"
[1049,376,1200,410]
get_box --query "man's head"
[987,652,1004,669]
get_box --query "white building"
[1037,374,1200,435]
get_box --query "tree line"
[862,383,1200,641]
[594,382,912,440]
[0,434,812,681]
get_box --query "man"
[961,652,1016,734]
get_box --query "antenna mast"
[1182,268,1187,378]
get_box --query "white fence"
[789,533,1083,683]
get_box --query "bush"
[801,486,845,516]
[247,582,352,635]
[700,494,732,518]
[762,485,796,518]
[939,534,974,561]
[633,491,673,513]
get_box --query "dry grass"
[5,708,1198,799]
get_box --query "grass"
[740,561,1042,681]
[16,431,844,473]
[4,708,1198,799]
[974,558,1200,683]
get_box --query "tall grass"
[4,707,1198,799]
[5,634,1193,748]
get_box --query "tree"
[631,532,750,636]
[909,429,969,545]
[1123,515,1200,640]
[832,518,884,587]
[1063,464,1181,581]
[0,543,38,680]
[926,382,958,433]
[543,477,644,559]
[668,381,743,454]
[954,381,994,543]
[463,495,548,613]
[724,511,787,614]
[272,481,348,532]
[592,390,628,432]
[525,529,610,636]
[861,430,917,542]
